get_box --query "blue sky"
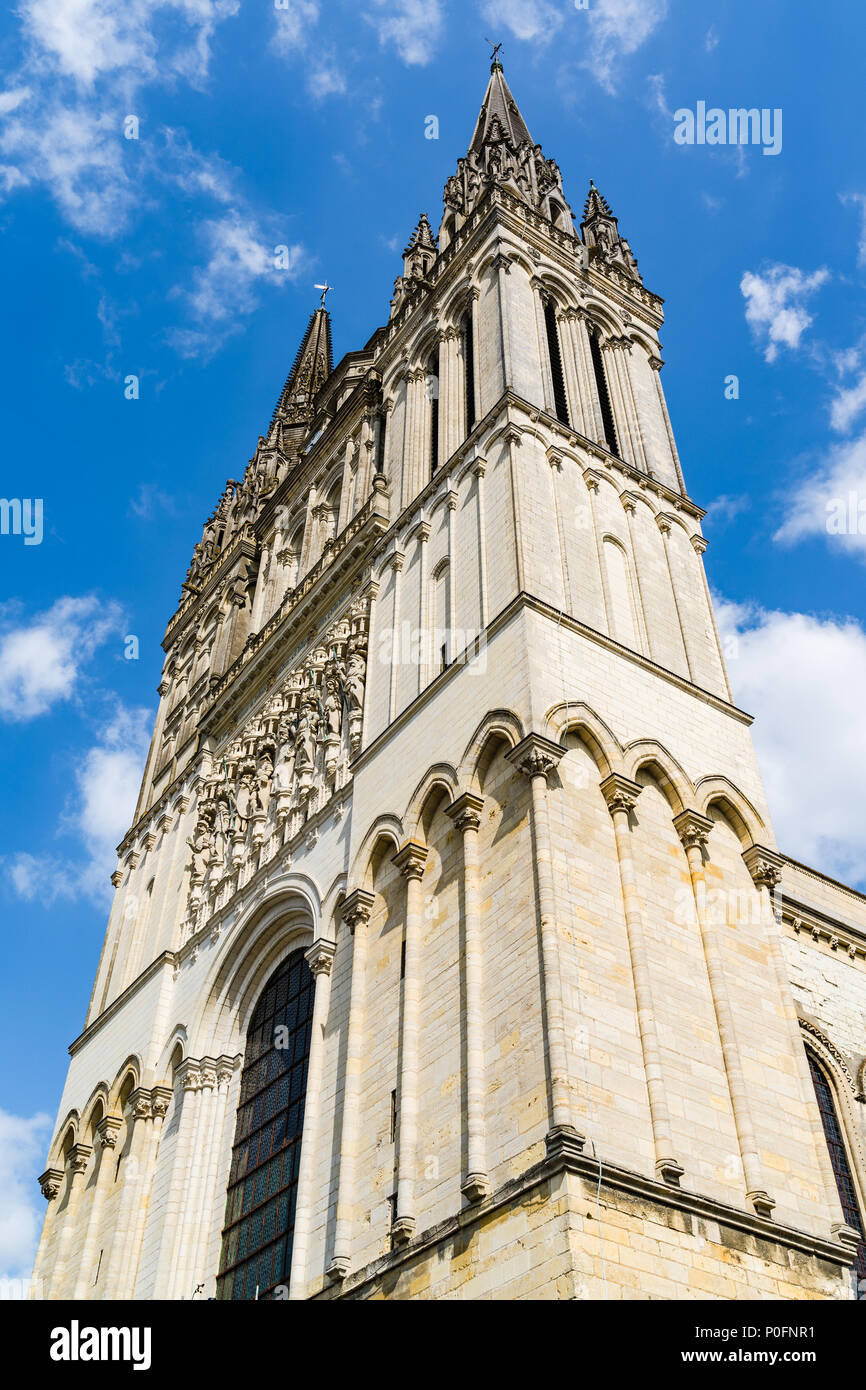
[1,0,865,1283]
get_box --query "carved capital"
[150,1085,174,1120]
[471,455,487,479]
[97,1116,123,1150]
[599,773,643,817]
[129,1087,153,1121]
[39,1167,64,1201]
[69,1143,93,1175]
[305,937,337,977]
[393,840,428,881]
[673,809,714,852]
[506,733,564,784]
[341,888,376,935]
[446,791,485,834]
[742,844,784,891]
[690,534,708,555]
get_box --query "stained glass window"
[807,1051,866,1295]
[216,949,314,1300]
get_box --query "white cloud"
[774,430,866,560]
[705,493,749,527]
[830,371,866,434]
[717,598,866,887]
[367,0,444,65]
[272,0,320,55]
[167,211,306,359]
[0,1109,52,1292]
[7,703,152,905]
[480,0,563,44]
[308,60,347,100]
[0,87,31,116]
[0,596,124,721]
[705,25,719,52]
[585,0,668,94]
[841,191,866,269]
[740,263,830,363]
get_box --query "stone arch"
[408,321,442,375]
[800,1022,866,1225]
[438,277,477,329]
[109,1056,142,1111]
[81,1084,110,1139]
[458,709,524,790]
[545,701,621,777]
[696,777,767,847]
[581,298,626,341]
[155,1024,189,1083]
[625,741,694,815]
[195,879,319,1056]
[350,814,404,891]
[534,266,579,312]
[403,763,460,841]
[49,1112,80,1166]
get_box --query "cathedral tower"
[33,61,866,1302]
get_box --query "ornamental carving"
[183,595,370,931]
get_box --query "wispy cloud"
[367,0,445,65]
[774,429,866,561]
[0,1108,52,1293]
[717,597,866,886]
[740,263,830,363]
[0,596,124,721]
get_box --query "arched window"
[543,299,569,426]
[807,1051,866,1295]
[216,950,315,1300]
[603,537,639,651]
[462,309,475,436]
[427,348,440,478]
[588,327,619,457]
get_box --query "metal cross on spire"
[485,37,503,67]
[314,282,333,309]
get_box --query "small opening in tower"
[428,348,440,478]
[463,309,476,436]
[544,300,570,426]
[589,328,619,458]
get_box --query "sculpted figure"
[345,646,366,713]
[323,675,342,738]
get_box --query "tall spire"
[467,58,534,158]
[440,57,573,238]
[270,305,333,433]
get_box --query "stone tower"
[33,60,866,1302]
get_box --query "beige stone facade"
[32,64,866,1302]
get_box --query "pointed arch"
[403,762,460,841]
[350,814,404,890]
[458,709,524,790]
[544,700,621,777]
[696,777,767,847]
[624,740,694,815]
[109,1056,142,1110]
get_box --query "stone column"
[446,490,458,664]
[32,1167,65,1299]
[104,1089,154,1298]
[391,840,428,1245]
[650,355,687,492]
[611,338,649,469]
[446,792,490,1201]
[174,1062,218,1299]
[388,554,404,724]
[600,339,631,461]
[153,1063,200,1298]
[742,846,844,1232]
[328,889,375,1282]
[572,311,605,444]
[472,458,489,630]
[620,496,651,658]
[673,811,775,1217]
[415,519,431,694]
[188,1062,235,1298]
[289,937,337,1300]
[557,307,582,431]
[656,516,694,681]
[506,734,583,1157]
[72,1115,122,1297]
[441,326,461,459]
[48,1143,93,1297]
[599,774,683,1184]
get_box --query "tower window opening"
[589,328,619,457]
[376,411,387,473]
[808,1052,866,1295]
[428,349,440,478]
[544,300,569,426]
[216,950,315,1300]
[463,310,476,436]
[389,1089,397,1143]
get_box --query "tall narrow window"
[462,309,476,436]
[216,950,315,1300]
[375,410,387,473]
[808,1052,866,1294]
[544,300,569,426]
[428,350,440,478]
[589,328,619,457]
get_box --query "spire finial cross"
[314,282,333,309]
[485,38,503,68]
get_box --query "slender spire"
[468,58,534,158]
[581,180,642,282]
[270,305,333,432]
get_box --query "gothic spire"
[402,213,438,279]
[467,57,534,158]
[270,305,333,433]
[580,180,641,282]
